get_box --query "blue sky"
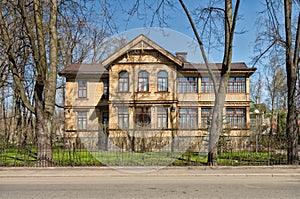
[112,0,264,66]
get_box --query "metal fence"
[0,135,294,167]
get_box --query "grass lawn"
[0,145,290,166]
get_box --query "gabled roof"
[58,63,108,76]
[101,34,183,68]
[59,35,256,77]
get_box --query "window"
[157,107,168,128]
[77,112,87,130]
[118,107,129,129]
[102,112,109,125]
[226,108,246,128]
[201,76,246,93]
[201,77,214,93]
[138,71,149,92]
[78,80,87,98]
[157,70,168,92]
[103,81,109,99]
[178,77,198,93]
[227,77,245,93]
[135,107,151,127]
[201,77,222,93]
[201,108,212,128]
[118,71,129,92]
[179,108,198,129]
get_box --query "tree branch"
[179,0,218,94]
[0,11,35,113]
[251,40,277,68]
[293,13,300,67]
[55,103,64,109]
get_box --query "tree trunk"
[180,0,239,166]
[1,80,9,144]
[284,0,299,165]
[208,74,229,165]
[207,0,238,166]
[35,80,53,166]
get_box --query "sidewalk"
[1,166,300,177]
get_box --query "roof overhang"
[58,63,108,78]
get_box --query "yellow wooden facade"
[59,35,256,151]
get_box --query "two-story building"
[59,34,256,152]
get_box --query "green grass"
[0,147,37,166]
[216,151,288,165]
[89,151,183,166]
[0,144,291,166]
[52,149,102,166]
[167,151,289,166]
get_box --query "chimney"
[175,52,187,62]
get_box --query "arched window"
[157,70,168,92]
[138,71,149,92]
[118,71,129,92]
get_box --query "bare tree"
[179,0,241,165]
[0,0,36,148]
[250,72,263,105]
[0,0,113,166]
[265,57,287,134]
[265,59,287,110]
[253,0,299,164]
[284,0,299,164]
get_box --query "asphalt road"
[0,167,300,199]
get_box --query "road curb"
[1,166,300,177]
